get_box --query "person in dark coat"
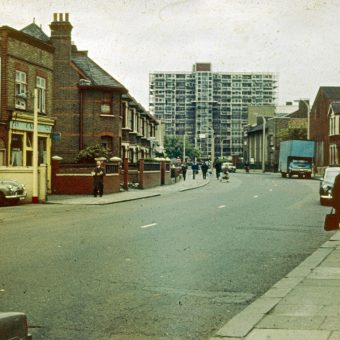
[92,160,105,197]
[201,161,209,179]
[332,173,340,218]
[181,162,188,181]
[214,158,222,179]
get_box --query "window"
[15,71,27,110]
[101,136,113,152]
[0,138,5,166]
[11,134,23,166]
[36,77,46,113]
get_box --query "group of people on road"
[180,160,210,180]
[180,158,230,181]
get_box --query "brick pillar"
[139,159,144,189]
[51,156,62,194]
[160,160,165,186]
[123,158,129,191]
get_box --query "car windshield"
[291,160,310,167]
[324,169,340,182]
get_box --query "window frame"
[36,76,46,114]
[15,70,27,110]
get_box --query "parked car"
[0,179,27,206]
[0,312,32,339]
[221,162,236,173]
[319,166,340,205]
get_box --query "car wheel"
[0,192,5,206]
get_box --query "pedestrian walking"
[214,157,222,179]
[92,160,105,197]
[244,161,250,173]
[181,162,188,181]
[332,173,340,219]
[201,161,209,179]
[192,161,198,179]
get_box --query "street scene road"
[0,172,332,339]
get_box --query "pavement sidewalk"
[211,232,340,340]
[46,170,210,205]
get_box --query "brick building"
[0,22,55,180]
[310,87,340,169]
[48,13,158,163]
[49,13,127,163]
[121,94,158,162]
[244,101,308,170]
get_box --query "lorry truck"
[278,140,315,179]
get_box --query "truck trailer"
[278,140,315,179]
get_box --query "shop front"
[8,112,54,191]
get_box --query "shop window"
[11,134,23,166]
[15,71,27,110]
[36,76,46,114]
[38,137,47,164]
[0,138,5,166]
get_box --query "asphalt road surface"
[0,173,332,339]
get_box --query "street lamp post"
[262,116,266,173]
[182,133,186,161]
[32,88,39,203]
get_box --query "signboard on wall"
[10,120,53,134]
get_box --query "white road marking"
[253,195,258,198]
[218,205,226,209]
[140,223,157,229]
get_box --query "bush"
[75,144,112,163]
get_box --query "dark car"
[0,179,27,206]
[319,167,340,205]
[0,312,32,340]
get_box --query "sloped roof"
[275,104,299,117]
[321,87,340,100]
[72,53,127,91]
[247,124,265,133]
[20,22,49,42]
[330,102,340,114]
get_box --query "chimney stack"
[50,13,73,60]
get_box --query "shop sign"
[10,120,53,133]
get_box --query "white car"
[0,179,27,206]
[319,166,340,205]
[221,162,236,173]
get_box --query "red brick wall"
[53,174,120,194]
[310,90,331,166]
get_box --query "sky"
[2,0,340,109]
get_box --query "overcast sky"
[2,0,340,109]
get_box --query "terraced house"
[49,13,158,163]
[0,21,55,191]
[0,13,159,200]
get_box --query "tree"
[75,144,112,163]
[277,127,307,142]
[164,136,200,160]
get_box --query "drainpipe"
[79,90,84,150]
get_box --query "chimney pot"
[59,13,63,21]
[53,13,57,21]
[65,13,69,21]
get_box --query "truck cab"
[288,159,312,178]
